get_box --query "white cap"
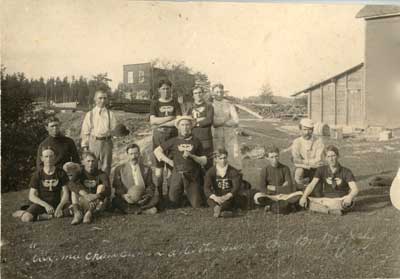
[175,115,196,128]
[300,118,314,129]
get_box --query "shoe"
[71,211,83,225]
[37,213,53,221]
[213,205,222,218]
[142,207,158,215]
[12,210,26,218]
[264,205,271,212]
[83,211,93,224]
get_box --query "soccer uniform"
[36,136,80,170]
[150,99,182,168]
[188,102,214,169]
[259,163,295,195]
[313,164,356,198]
[204,165,243,211]
[26,167,69,218]
[160,135,204,207]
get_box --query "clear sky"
[1,1,365,97]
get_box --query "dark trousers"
[112,195,141,214]
[169,170,203,208]
[207,195,247,212]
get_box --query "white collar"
[216,165,228,177]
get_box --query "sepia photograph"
[1,1,400,278]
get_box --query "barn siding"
[347,68,364,126]
[322,82,336,125]
[336,76,347,125]
[364,16,400,128]
[311,87,322,123]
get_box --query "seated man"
[68,152,111,224]
[291,118,325,191]
[254,145,302,214]
[112,143,158,215]
[154,115,207,208]
[299,145,359,215]
[13,147,70,222]
[204,148,243,218]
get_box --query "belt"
[95,136,112,141]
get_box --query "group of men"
[13,79,360,224]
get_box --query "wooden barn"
[292,5,400,129]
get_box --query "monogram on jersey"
[42,179,59,191]
[159,106,174,116]
[84,179,98,189]
[216,178,232,190]
[178,144,194,152]
[325,177,343,189]
[192,106,205,119]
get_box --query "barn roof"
[356,5,400,19]
[291,63,364,97]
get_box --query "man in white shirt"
[211,83,241,171]
[112,143,158,214]
[81,90,117,175]
[291,118,325,191]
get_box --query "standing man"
[150,79,182,200]
[211,83,241,171]
[154,116,207,208]
[81,90,117,175]
[188,86,214,169]
[36,116,80,170]
[292,118,325,191]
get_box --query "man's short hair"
[158,79,172,89]
[126,143,140,153]
[94,90,108,100]
[325,145,339,156]
[192,86,204,93]
[45,116,60,125]
[81,151,97,161]
[212,83,224,91]
[215,147,228,157]
[265,145,280,155]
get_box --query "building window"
[127,71,134,84]
[138,71,145,83]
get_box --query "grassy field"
[2,115,400,279]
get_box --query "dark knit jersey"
[259,163,294,194]
[70,169,111,200]
[314,164,356,198]
[150,99,182,121]
[160,136,204,172]
[204,165,241,197]
[29,167,69,207]
[188,102,214,142]
[36,136,80,170]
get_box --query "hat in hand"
[175,115,196,128]
[112,124,130,137]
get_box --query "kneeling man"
[299,145,359,215]
[68,152,111,224]
[154,116,207,208]
[254,146,301,214]
[112,143,158,214]
[204,148,243,217]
